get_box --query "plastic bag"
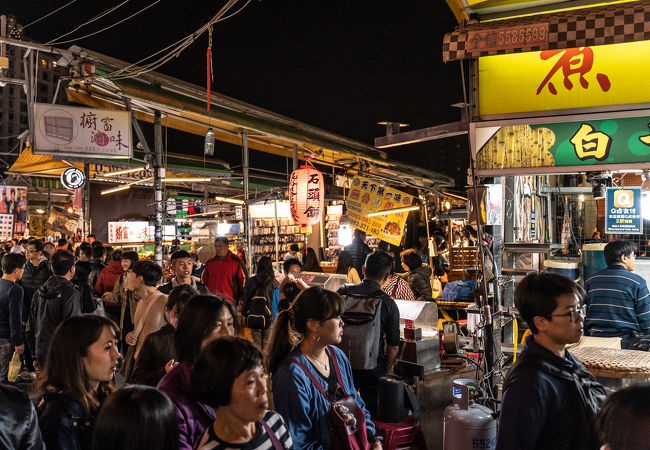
[7,352,21,382]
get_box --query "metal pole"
[274,198,280,272]
[243,130,251,272]
[421,190,432,268]
[292,144,298,171]
[154,110,164,267]
[84,163,90,238]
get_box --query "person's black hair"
[92,245,106,259]
[76,243,92,260]
[91,240,103,248]
[2,252,26,274]
[110,249,123,262]
[192,336,263,408]
[18,238,29,246]
[51,250,75,276]
[401,249,422,271]
[303,248,320,272]
[131,261,162,287]
[289,243,299,252]
[266,286,345,374]
[283,258,302,274]
[57,238,68,247]
[27,239,44,252]
[73,261,92,283]
[165,285,197,316]
[596,384,650,450]
[364,250,393,280]
[91,385,179,450]
[377,241,391,252]
[335,250,354,275]
[214,236,229,245]
[255,256,275,287]
[87,234,95,239]
[170,250,192,261]
[514,272,584,334]
[175,295,237,363]
[121,251,139,267]
[282,282,301,304]
[353,228,365,239]
[603,240,637,265]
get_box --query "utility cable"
[22,0,79,30]
[46,0,131,45]
[47,0,161,46]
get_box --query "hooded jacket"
[19,257,52,321]
[28,276,81,364]
[406,265,433,300]
[94,260,124,299]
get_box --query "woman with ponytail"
[266,286,382,449]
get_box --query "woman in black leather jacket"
[38,315,121,450]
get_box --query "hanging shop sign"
[478,41,650,117]
[108,221,151,244]
[345,176,414,246]
[474,112,650,175]
[47,206,79,235]
[605,187,642,235]
[33,103,133,158]
[60,168,86,189]
[289,166,324,226]
[0,185,28,237]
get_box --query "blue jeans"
[0,339,13,382]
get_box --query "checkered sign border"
[443,1,650,62]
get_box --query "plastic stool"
[373,415,428,450]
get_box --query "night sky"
[5,1,468,187]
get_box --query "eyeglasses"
[550,307,584,323]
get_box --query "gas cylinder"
[443,379,497,450]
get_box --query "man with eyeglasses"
[584,240,650,349]
[497,272,606,450]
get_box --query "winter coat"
[94,260,124,300]
[19,258,52,322]
[406,265,433,301]
[0,383,45,450]
[38,392,96,450]
[201,252,246,304]
[28,276,81,364]
[130,323,176,387]
[157,362,216,450]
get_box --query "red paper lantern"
[289,165,324,226]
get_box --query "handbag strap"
[260,419,284,450]
[289,347,348,401]
[390,277,399,298]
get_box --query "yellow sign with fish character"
[345,176,414,246]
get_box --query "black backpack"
[245,283,272,330]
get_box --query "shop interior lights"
[212,196,245,205]
[338,214,353,247]
[366,205,420,217]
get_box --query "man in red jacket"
[201,237,246,305]
[95,249,125,322]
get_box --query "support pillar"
[243,130,251,272]
[154,111,164,267]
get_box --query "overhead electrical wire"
[21,0,79,30]
[46,0,162,46]
[45,0,131,45]
[105,0,251,80]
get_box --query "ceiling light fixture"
[212,196,245,205]
[103,167,145,177]
[100,185,131,195]
[366,205,420,217]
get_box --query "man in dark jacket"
[0,383,45,449]
[88,245,107,294]
[336,250,400,416]
[18,239,51,371]
[497,272,606,450]
[28,250,81,368]
[344,228,371,280]
[0,252,26,382]
[159,250,208,295]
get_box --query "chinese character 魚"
[536,47,611,96]
[569,123,612,161]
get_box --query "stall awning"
[443,0,649,61]
[61,48,454,190]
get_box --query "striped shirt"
[382,274,415,301]
[584,265,650,339]
[195,410,293,450]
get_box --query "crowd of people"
[1,234,649,450]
